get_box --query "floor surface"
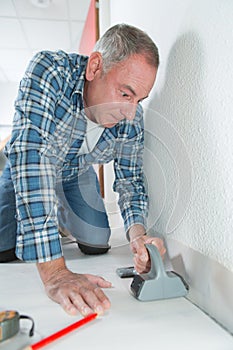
[0,233,233,350]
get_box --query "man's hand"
[128,224,166,273]
[37,257,112,316]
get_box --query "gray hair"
[93,23,159,73]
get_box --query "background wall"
[0,82,17,139]
[102,0,233,333]
[0,0,91,142]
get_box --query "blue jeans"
[0,163,111,253]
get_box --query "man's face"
[84,53,157,128]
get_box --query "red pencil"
[24,313,98,350]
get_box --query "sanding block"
[130,244,189,301]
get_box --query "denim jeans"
[0,163,111,253]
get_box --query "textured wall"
[109,0,233,271]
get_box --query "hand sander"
[130,243,189,301]
[116,243,189,301]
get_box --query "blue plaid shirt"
[5,50,148,262]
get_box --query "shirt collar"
[73,55,88,98]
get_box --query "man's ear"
[85,52,103,81]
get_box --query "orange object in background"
[79,0,99,56]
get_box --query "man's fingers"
[81,279,111,312]
[73,287,104,315]
[133,254,151,274]
[45,271,112,316]
[148,237,167,258]
[94,286,111,309]
[56,292,79,316]
[85,274,112,288]
[130,235,167,274]
[135,243,149,262]
[56,285,109,316]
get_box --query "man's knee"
[78,242,110,255]
[0,248,18,263]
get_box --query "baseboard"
[166,237,233,334]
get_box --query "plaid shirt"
[5,50,148,262]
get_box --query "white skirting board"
[167,237,233,334]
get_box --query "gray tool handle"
[144,243,167,279]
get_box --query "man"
[0,24,166,316]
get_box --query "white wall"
[0,82,17,139]
[105,0,233,333]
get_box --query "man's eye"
[120,91,129,98]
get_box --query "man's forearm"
[128,224,146,242]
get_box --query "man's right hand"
[37,257,112,316]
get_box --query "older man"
[0,24,165,316]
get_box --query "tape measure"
[0,310,34,343]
